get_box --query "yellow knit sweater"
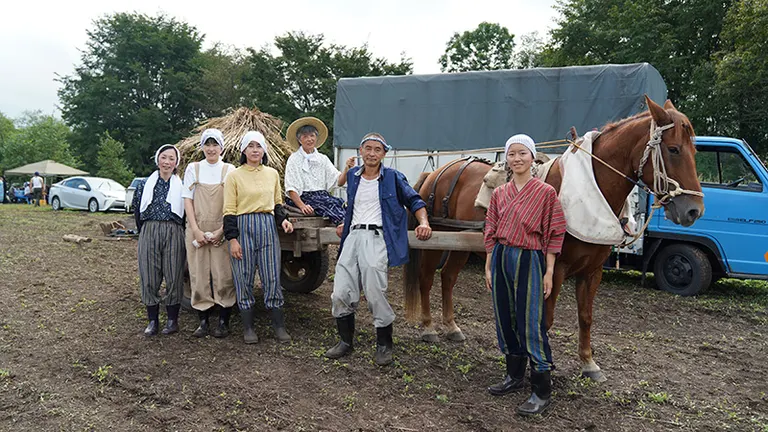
[223,164,284,216]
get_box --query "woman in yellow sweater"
[223,131,294,344]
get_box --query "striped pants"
[490,244,554,372]
[137,221,186,306]
[286,190,345,225]
[230,213,283,310]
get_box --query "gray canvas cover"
[334,63,667,150]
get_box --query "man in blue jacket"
[325,133,432,366]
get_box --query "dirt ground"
[1,205,767,432]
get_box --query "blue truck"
[610,136,768,296]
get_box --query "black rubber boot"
[324,314,355,359]
[192,309,210,338]
[488,354,527,396]
[211,307,231,338]
[240,308,259,344]
[270,308,292,343]
[374,324,394,366]
[517,370,552,416]
[144,304,160,336]
[161,304,180,335]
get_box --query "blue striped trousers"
[137,221,186,306]
[490,243,554,372]
[286,190,345,225]
[230,213,283,310]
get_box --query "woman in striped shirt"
[223,131,294,345]
[483,134,566,416]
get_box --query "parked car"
[124,177,146,213]
[49,177,126,212]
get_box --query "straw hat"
[286,117,328,150]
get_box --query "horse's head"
[639,96,704,227]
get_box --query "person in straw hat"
[284,117,355,225]
[182,128,237,338]
[483,134,566,416]
[223,131,294,344]
[324,132,432,366]
[132,144,186,336]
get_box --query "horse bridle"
[635,120,704,205]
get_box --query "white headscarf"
[240,131,268,163]
[200,128,225,150]
[504,134,536,158]
[140,144,185,219]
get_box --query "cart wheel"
[281,250,329,293]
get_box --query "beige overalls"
[185,163,236,310]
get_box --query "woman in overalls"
[182,129,236,338]
[134,144,186,336]
[223,131,294,344]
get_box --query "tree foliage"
[58,13,208,176]
[439,22,516,72]
[96,132,134,186]
[0,112,79,174]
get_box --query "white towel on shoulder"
[139,170,185,219]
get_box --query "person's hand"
[282,220,294,234]
[300,203,314,215]
[336,223,344,238]
[485,265,493,292]
[543,271,553,299]
[414,223,432,241]
[211,228,224,247]
[345,156,356,170]
[230,239,242,260]
[193,228,208,246]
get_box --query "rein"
[565,120,704,247]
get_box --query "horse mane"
[600,111,651,134]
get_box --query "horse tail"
[404,171,431,322]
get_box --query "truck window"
[695,149,762,191]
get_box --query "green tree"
[541,0,735,136]
[715,0,768,156]
[58,13,208,176]
[0,112,80,173]
[241,32,413,158]
[0,112,16,171]
[513,32,545,69]
[199,44,249,116]
[96,132,134,186]
[439,22,516,72]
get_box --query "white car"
[50,176,126,212]
[124,177,146,213]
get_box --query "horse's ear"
[663,99,677,111]
[645,94,671,125]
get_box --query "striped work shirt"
[484,178,566,255]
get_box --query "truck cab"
[641,137,768,295]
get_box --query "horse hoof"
[446,330,466,342]
[421,332,439,343]
[581,369,607,383]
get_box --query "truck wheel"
[653,243,712,296]
[281,250,329,294]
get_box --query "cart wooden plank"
[313,228,485,252]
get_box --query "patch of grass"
[402,373,413,384]
[647,391,670,404]
[91,365,113,383]
[456,364,472,375]
[343,394,356,411]
[0,369,10,378]
[436,394,449,403]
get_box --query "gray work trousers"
[331,228,395,328]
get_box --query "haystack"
[176,107,295,178]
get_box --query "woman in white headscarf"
[222,131,294,345]
[182,129,237,338]
[132,144,186,336]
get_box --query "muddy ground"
[1,205,767,431]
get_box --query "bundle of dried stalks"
[175,107,295,178]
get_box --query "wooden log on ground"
[63,234,92,244]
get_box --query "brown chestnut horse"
[403,97,705,381]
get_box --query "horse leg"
[419,250,442,343]
[440,251,470,342]
[575,270,607,382]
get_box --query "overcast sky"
[0,0,559,120]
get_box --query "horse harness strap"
[426,156,471,217]
[441,156,487,218]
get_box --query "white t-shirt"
[283,150,341,196]
[182,160,236,199]
[31,176,43,189]
[351,176,382,226]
